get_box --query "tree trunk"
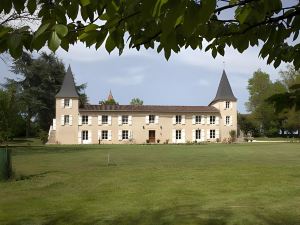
[26,108,31,138]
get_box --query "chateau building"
[48,66,237,144]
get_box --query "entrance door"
[149,130,156,143]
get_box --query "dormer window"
[225,101,230,109]
[64,99,70,108]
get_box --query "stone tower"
[209,70,237,141]
[55,65,80,144]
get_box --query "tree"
[0,1,300,68]
[99,99,118,105]
[238,113,260,137]
[246,70,285,136]
[268,66,300,112]
[130,98,143,105]
[0,84,23,143]
[7,52,88,136]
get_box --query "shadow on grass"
[14,170,61,181]
[6,205,300,225]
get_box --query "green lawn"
[0,143,300,225]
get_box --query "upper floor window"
[64,115,69,125]
[176,115,182,124]
[64,99,70,107]
[102,130,108,140]
[122,130,129,139]
[226,116,230,125]
[102,115,108,124]
[195,115,202,124]
[210,129,215,139]
[210,116,216,124]
[122,115,128,124]
[225,101,230,109]
[176,130,182,139]
[82,115,88,124]
[149,115,155,123]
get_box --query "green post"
[0,147,12,181]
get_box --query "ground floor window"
[82,130,88,140]
[210,130,215,139]
[102,130,108,140]
[122,130,129,140]
[196,130,201,139]
[64,115,69,125]
[176,130,181,139]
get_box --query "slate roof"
[56,65,79,98]
[80,104,219,113]
[209,70,237,105]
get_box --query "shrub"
[229,130,237,143]
[39,130,48,144]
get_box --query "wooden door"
[149,130,155,143]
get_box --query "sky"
[0,42,289,113]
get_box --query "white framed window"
[226,116,230,125]
[225,101,230,109]
[64,115,69,125]
[64,99,70,107]
[102,130,108,140]
[82,130,88,140]
[122,130,129,139]
[196,130,201,140]
[149,115,155,123]
[195,115,201,124]
[82,115,88,124]
[176,130,181,140]
[176,115,182,124]
[210,116,216,124]
[102,115,108,124]
[210,130,216,139]
[122,115,128,124]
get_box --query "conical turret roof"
[56,65,79,98]
[209,70,237,105]
[107,90,114,100]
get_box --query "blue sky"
[0,42,289,113]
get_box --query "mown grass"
[0,143,300,225]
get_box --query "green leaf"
[27,0,36,15]
[54,24,68,38]
[48,31,61,52]
[31,33,48,51]
[153,0,168,17]
[164,48,171,60]
[8,33,22,50]
[95,31,108,49]
[2,0,12,14]
[236,5,252,24]
[34,23,50,38]
[212,47,217,58]
[67,0,79,20]
[84,24,99,32]
[12,0,25,14]
[105,35,116,53]
[0,27,12,38]
[80,0,91,7]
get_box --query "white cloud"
[174,45,288,79]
